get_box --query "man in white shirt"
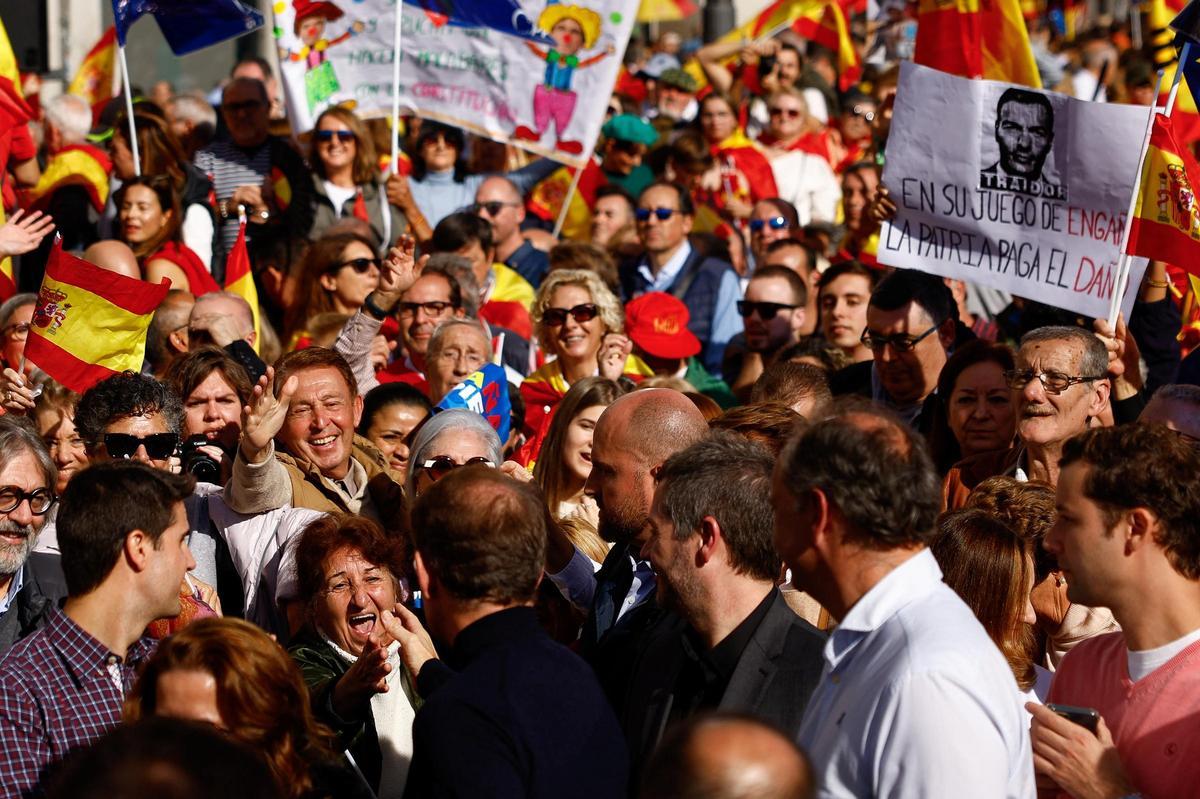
[772,401,1034,798]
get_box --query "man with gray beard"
[0,418,65,653]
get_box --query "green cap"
[658,68,698,93]
[601,114,659,146]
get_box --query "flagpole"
[390,0,403,173]
[117,44,140,176]
[1167,41,1192,116]
[1110,69,1165,326]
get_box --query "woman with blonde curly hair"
[520,268,647,434]
[126,617,370,799]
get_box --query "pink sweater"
[1047,631,1200,798]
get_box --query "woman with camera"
[165,347,254,486]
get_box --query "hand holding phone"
[1045,703,1100,734]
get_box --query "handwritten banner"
[271,0,638,167]
[880,62,1148,321]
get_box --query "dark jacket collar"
[449,606,540,669]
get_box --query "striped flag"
[224,218,261,352]
[1126,113,1200,273]
[792,0,861,91]
[914,0,1041,87]
[67,26,120,124]
[24,240,169,393]
[637,0,697,21]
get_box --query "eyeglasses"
[2,322,30,340]
[419,456,495,482]
[749,216,789,233]
[103,432,180,460]
[769,107,802,119]
[332,257,381,274]
[850,105,877,123]
[635,207,679,223]
[737,300,799,320]
[1002,369,1103,395]
[860,324,939,353]
[398,300,456,317]
[224,99,264,113]
[541,303,599,327]
[473,200,521,216]
[0,486,56,515]
[315,129,355,143]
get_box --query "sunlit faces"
[35,408,87,494]
[399,273,462,359]
[1,302,33,370]
[636,185,691,256]
[315,116,357,174]
[590,194,634,246]
[95,412,174,469]
[313,546,398,656]
[148,501,196,619]
[0,450,50,575]
[749,202,793,263]
[119,184,171,247]
[563,404,605,485]
[864,302,949,405]
[948,361,1016,458]
[1014,339,1106,447]
[699,97,737,143]
[411,429,495,496]
[1043,461,1125,608]
[545,284,604,365]
[586,412,652,545]
[155,669,225,728]
[278,366,363,480]
[319,240,380,313]
[641,486,701,614]
[841,168,878,232]
[183,370,243,453]
[742,276,804,353]
[420,131,458,173]
[819,273,871,353]
[109,134,137,180]
[766,94,807,142]
[427,324,489,403]
[365,402,428,477]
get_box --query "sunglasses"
[420,456,495,482]
[769,107,802,119]
[473,200,520,216]
[737,300,799,320]
[635,207,678,222]
[332,257,381,274]
[103,432,180,461]
[398,300,456,317]
[224,99,264,113]
[315,129,355,143]
[542,303,599,327]
[749,216,789,233]
[850,105,877,122]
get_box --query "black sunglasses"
[332,257,381,274]
[103,432,180,461]
[737,300,798,320]
[635,207,678,222]
[542,303,599,327]
[315,129,355,143]
[749,216,788,233]
[420,456,495,482]
[473,200,520,216]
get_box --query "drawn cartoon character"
[512,3,613,155]
[280,0,365,113]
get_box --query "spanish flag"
[792,0,862,91]
[24,240,169,393]
[914,0,1041,87]
[1126,113,1200,273]
[67,26,119,123]
[526,160,606,241]
[224,218,262,353]
[23,144,113,213]
[637,0,697,22]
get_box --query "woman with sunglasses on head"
[757,92,841,228]
[404,408,503,498]
[115,175,220,296]
[308,106,431,247]
[521,269,646,437]
[288,230,382,344]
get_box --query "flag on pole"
[637,0,697,22]
[1151,0,1200,142]
[526,160,606,241]
[224,219,261,353]
[792,0,862,90]
[1125,113,1200,274]
[25,240,170,393]
[68,27,120,123]
[112,0,264,54]
[913,0,1041,87]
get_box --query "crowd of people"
[0,6,1197,799]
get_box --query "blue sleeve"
[704,269,744,377]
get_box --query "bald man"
[83,241,141,279]
[640,713,815,799]
[474,176,548,287]
[546,388,708,703]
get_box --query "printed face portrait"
[995,96,1053,179]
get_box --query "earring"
[1055,574,1065,587]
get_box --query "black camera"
[757,54,777,79]
[180,435,222,484]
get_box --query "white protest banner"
[271,0,639,167]
[879,62,1149,321]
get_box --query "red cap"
[625,292,701,360]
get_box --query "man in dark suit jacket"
[384,466,628,799]
[623,432,826,773]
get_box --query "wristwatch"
[362,292,395,320]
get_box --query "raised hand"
[0,368,36,415]
[598,332,632,381]
[331,635,392,719]
[0,210,55,258]
[377,234,419,309]
[379,602,438,679]
[240,366,298,463]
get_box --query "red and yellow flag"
[1126,113,1200,273]
[23,144,113,213]
[67,26,119,123]
[224,219,262,353]
[25,241,169,393]
[914,0,1041,87]
[792,0,862,90]
[637,0,697,22]
[526,160,606,241]
[0,16,31,301]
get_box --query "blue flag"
[112,0,264,54]
[1176,36,1200,102]
[1173,0,1200,43]
[436,363,512,443]
[402,0,541,41]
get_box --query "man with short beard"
[544,389,708,703]
[0,419,65,654]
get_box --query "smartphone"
[1046,703,1100,734]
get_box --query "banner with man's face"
[880,62,1147,321]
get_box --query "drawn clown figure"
[280,0,365,113]
[512,3,613,155]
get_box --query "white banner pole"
[118,44,141,176]
[390,0,403,173]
